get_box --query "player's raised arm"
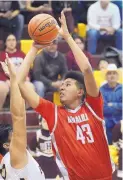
[17,44,39,108]
[17,43,46,109]
[5,54,27,169]
[16,44,55,131]
[58,11,99,97]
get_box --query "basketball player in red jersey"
[15,12,114,180]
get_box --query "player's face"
[6,35,17,51]
[106,71,118,84]
[60,78,84,106]
[75,38,84,51]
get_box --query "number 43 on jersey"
[76,124,94,144]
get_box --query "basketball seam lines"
[35,26,57,37]
[35,35,57,43]
[35,38,52,44]
[35,40,51,44]
[32,17,53,36]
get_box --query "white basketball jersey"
[0,151,45,180]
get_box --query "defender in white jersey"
[0,54,45,180]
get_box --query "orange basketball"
[28,14,59,45]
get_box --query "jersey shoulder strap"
[85,101,103,122]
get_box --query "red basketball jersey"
[35,94,113,180]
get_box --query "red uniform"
[35,94,112,180]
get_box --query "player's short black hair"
[64,71,86,99]
[0,124,12,155]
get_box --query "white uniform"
[0,151,45,180]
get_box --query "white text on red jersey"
[68,113,89,123]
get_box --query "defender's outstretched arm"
[6,55,28,169]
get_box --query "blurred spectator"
[102,46,122,68]
[66,35,95,71]
[0,34,33,110]
[98,60,108,71]
[87,0,122,54]
[112,120,123,180]
[51,1,74,33]
[72,1,96,26]
[112,120,122,143]
[18,0,27,10]
[26,0,52,12]
[32,40,68,97]
[0,1,24,40]
[100,64,122,145]
[93,60,109,87]
[26,0,52,23]
[29,117,63,180]
[112,0,122,22]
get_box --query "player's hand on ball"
[32,42,52,50]
[58,11,70,40]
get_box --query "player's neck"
[65,99,82,110]
[6,48,17,54]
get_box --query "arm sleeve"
[112,5,121,30]
[87,6,100,30]
[34,98,55,132]
[86,92,104,119]
[32,56,52,86]
[59,54,68,79]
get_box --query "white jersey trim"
[51,102,115,176]
[50,105,68,179]
[85,101,115,173]
[51,105,58,135]
[85,101,103,122]
[65,102,83,113]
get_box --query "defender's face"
[60,78,84,105]
[106,71,118,84]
